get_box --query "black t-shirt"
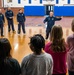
[0,58,21,75]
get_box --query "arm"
[14,60,21,75]
[48,56,53,75]
[5,12,9,19]
[2,14,5,23]
[23,14,26,22]
[44,43,51,53]
[66,37,70,49]
[10,11,14,19]
[43,17,48,23]
[54,17,62,21]
[12,11,14,17]
[17,14,19,22]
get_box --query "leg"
[8,20,11,32]
[22,22,25,34]
[18,22,21,34]
[46,28,51,39]
[11,19,15,31]
[1,24,4,36]
[69,70,74,75]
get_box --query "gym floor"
[0,16,73,75]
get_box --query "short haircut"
[30,34,45,54]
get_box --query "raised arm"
[54,17,62,21]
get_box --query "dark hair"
[19,9,21,11]
[0,38,11,59]
[71,19,74,32]
[29,34,45,54]
[50,25,66,52]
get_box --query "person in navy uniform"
[44,11,62,40]
[17,9,26,35]
[0,9,5,37]
[5,7,15,33]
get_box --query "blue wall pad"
[24,6,45,16]
[54,6,74,16]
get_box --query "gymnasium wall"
[24,6,45,16]
[54,6,74,16]
[2,0,74,16]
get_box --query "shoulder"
[45,42,52,48]
[21,54,32,64]
[5,11,8,13]
[11,10,13,12]
[67,34,73,40]
[8,58,19,64]
[17,13,19,15]
[44,53,53,62]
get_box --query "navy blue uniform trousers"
[0,24,3,36]
[7,19,15,32]
[18,22,25,34]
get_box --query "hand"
[9,17,13,19]
[17,22,19,24]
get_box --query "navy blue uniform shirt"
[17,13,26,22]
[44,16,62,29]
[0,13,5,24]
[5,10,14,20]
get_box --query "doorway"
[45,5,54,15]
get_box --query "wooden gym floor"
[0,16,73,75]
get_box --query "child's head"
[0,38,11,60]
[71,19,74,32]
[29,34,45,54]
[50,25,63,41]
[50,25,66,52]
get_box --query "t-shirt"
[67,34,74,71]
[45,42,67,74]
[0,58,21,75]
[21,53,53,75]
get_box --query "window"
[7,0,12,3]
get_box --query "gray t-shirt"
[21,53,53,75]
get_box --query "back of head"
[71,19,74,32]
[29,34,45,54]
[0,38,11,74]
[50,25,66,52]
[0,38,11,60]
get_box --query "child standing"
[45,25,68,75]
[21,34,53,75]
[67,19,74,75]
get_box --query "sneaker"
[23,33,26,35]
[13,31,16,33]
[1,35,4,37]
